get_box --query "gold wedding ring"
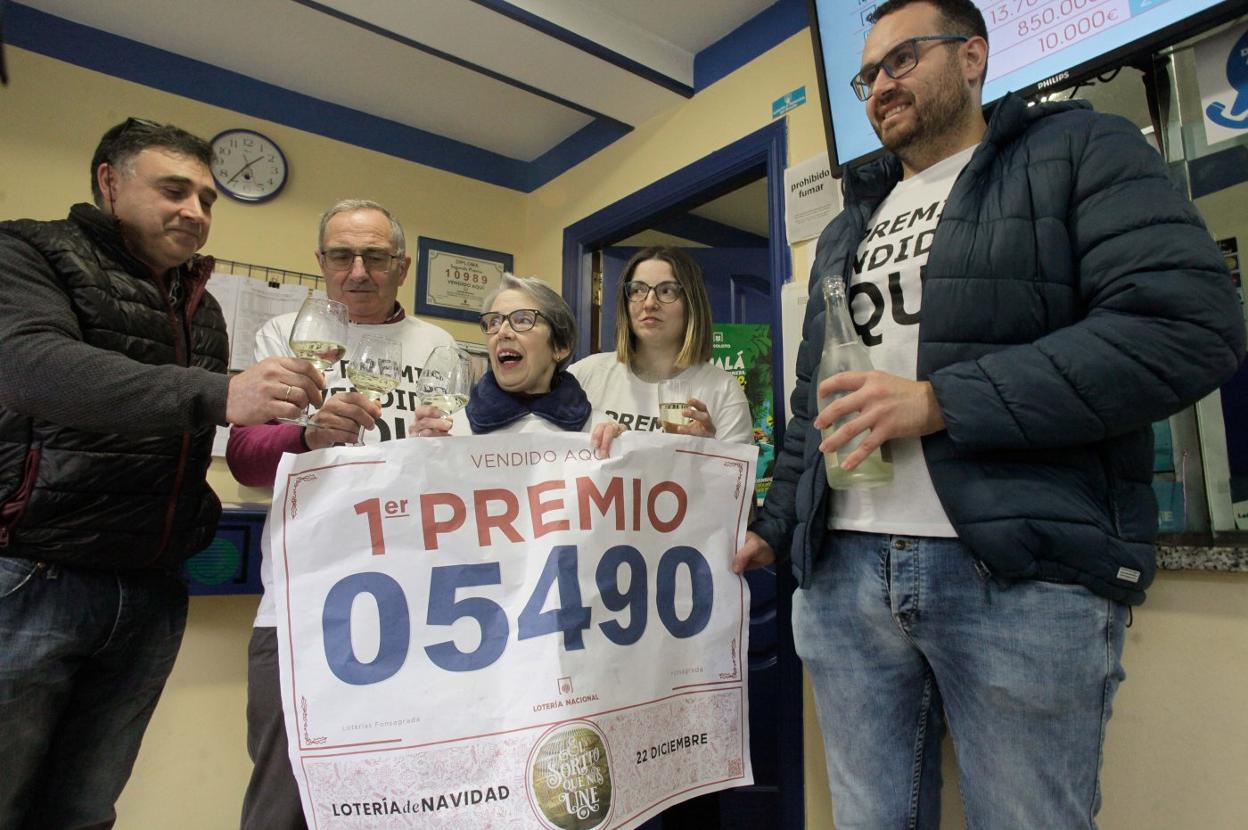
[283,384,293,402]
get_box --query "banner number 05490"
[322,499,717,685]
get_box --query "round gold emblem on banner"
[527,721,614,830]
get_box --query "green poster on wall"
[712,323,775,503]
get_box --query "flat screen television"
[808,0,1241,173]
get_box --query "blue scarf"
[465,370,592,434]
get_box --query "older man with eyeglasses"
[0,118,328,827]
[734,0,1244,827]
[223,198,456,829]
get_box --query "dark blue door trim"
[561,118,792,429]
[559,119,805,829]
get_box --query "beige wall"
[520,33,829,284]
[0,49,523,350]
[3,32,1246,830]
[0,46,522,825]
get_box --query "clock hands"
[212,130,286,201]
[228,154,263,184]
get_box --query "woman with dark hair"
[413,274,623,448]
[569,246,751,443]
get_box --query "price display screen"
[812,0,1233,169]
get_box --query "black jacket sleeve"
[0,232,230,435]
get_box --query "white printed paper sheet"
[270,431,757,828]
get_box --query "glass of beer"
[657,378,692,433]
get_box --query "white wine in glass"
[290,339,347,370]
[419,346,472,417]
[347,366,401,399]
[657,378,692,434]
[282,296,348,426]
[347,335,403,444]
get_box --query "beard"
[872,54,975,159]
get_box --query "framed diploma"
[415,237,513,323]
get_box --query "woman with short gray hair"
[481,274,577,372]
[413,275,625,451]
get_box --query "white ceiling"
[10,0,790,235]
[15,0,777,164]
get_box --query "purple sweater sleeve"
[226,422,307,487]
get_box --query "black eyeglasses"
[850,35,969,101]
[624,280,684,304]
[480,308,547,335]
[319,248,401,273]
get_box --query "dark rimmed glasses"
[850,35,968,101]
[319,248,401,273]
[480,308,547,335]
[624,280,684,304]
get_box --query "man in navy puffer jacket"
[734,1,1245,827]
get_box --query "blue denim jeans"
[794,532,1127,830]
[0,557,188,830]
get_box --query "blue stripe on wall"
[291,0,615,122]
[526,119,633,190]
[5,3,628,193]
[695,0,810,91]
[7,3,527,189]
[7,1,807,191]
[468,0,695,98]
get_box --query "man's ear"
[963,36,988,90]
[95,162,114,210]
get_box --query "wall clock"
[209,129,288,203]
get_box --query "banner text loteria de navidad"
[269,431,757,828]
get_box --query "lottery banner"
[270,431,757,828]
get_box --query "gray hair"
[483,273,578,371]
[317,199,406,255]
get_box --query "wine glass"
[657,378,693,433]
[283,296,349,426]
[347,335,403,445]
[419,346,472,417]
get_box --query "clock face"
[210,129,288,203]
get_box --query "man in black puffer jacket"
[0,119,324,828]
[734,1,1245,827]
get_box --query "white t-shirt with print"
[568,352,753,445]
[829,145,976,537]
[253,311,455,627]
[255,312,456,443]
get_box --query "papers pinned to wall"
[784,152,838,245]
[206,273,316,371]
[206,271,323,457]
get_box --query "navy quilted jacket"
[752,94,1245,604]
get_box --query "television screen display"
[811,0,1238,171]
